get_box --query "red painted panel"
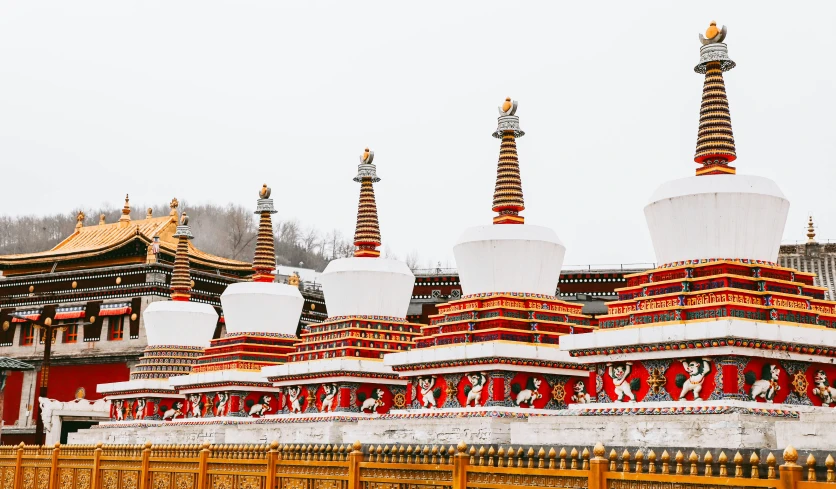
[723,364,739,394]
[3,371,23,425]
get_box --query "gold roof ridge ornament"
[694,21,737,176]
[169,197,179,218]
[75,211,85,230]
[807,216,817,243]
[119,194,132,224]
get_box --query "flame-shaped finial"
[169,197,179,217]
[76,211,85,230]
[360,147,374,165]
[259,184,271,199]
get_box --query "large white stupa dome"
[645,174,789,265]
[144,300,218,348]
[221,281,304,335]
[321,257,414,318]
[454,224,565,296]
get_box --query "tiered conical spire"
[694,21,737,176]
[807,216,817,243]
[353,148,382,257]
[119,194,132,224]
[170,212,194,301]
[253,184,278,282]
[491,97,525,224]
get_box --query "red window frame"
[20,324,33,346]
[63,323,79,344]
[108,316,124,341]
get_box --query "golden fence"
[0,441,828,489]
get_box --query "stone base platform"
[68,402,835,450]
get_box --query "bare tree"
[405,250,420,270]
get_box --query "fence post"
[779,446,801,489]
[347,442,362,489]
[453,442,468,489]
[89,443,102,489]
[139,442,151,489]
[265,442,278,489]
[13,443,23,489]
[588,443,608,489]
[48,443,60,489]
[195,442,210,489]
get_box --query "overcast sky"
[0,1,833,268]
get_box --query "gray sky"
[0,1,833,268]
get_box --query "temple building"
[778,217,836,300]
[0,195,326,444]
[555,22,836,449]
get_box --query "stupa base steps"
[69,402,836,450]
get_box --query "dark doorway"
[60,420,98,444]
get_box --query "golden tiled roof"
[0,214,250,271]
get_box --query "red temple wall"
[33,363,130,420]
[2,372,24,426]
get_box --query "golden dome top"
[259,184,272,199]
[501,97,512,113]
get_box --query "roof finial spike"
[170,211,194,301]
[353,147,382,257]
[694,21,737,176]
[99,214,106,226]
[807,216,817,243]
[146,207,153,219]
[75,211,85,230]
[253,184,278,282]
[491,97,525,224]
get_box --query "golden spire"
[170,212,194,301]
[353,148,382,257]
[119,194,132,224]
[807,216,817,243]
[169,198,179,218]
[695,21,736,176]
[253,184,278,282]
[146,207,153,219]
[99,214,106,226]
[75,211,85,230]
[492,97,525,224]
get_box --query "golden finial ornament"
[75,211,85,229]
[146,208,153,219]
[180,212,189,226]
[360,147,374,165]
[593,443,605,458]
[699,20,727,45]
[783,445,799,465]
[287,272,301,288]
[119,194,131,223]
[498,96,518,116]
[99,214,106,226]
[807,216,817,243]
[259,184,271,199]
[169,197,179,217]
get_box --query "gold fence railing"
[0,441,828,489]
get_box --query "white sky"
[0,1,833,268]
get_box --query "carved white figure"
[359,388,386,413]
[320,384,339,413]
[135,399,146,420]
[608,362,636,402]
[214,393,229,416]
[417,376,440,409]
[188,394,202,418]
[746,364,781,403]
[512,377,542,407]
[287,386,303,413]
[464,372,487,407]
[247,395,272,416]
[571,381,592,403]
[113,399,125,421]
[676,358,712,401]
[162,401,184,420]
[812,370,836,406]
